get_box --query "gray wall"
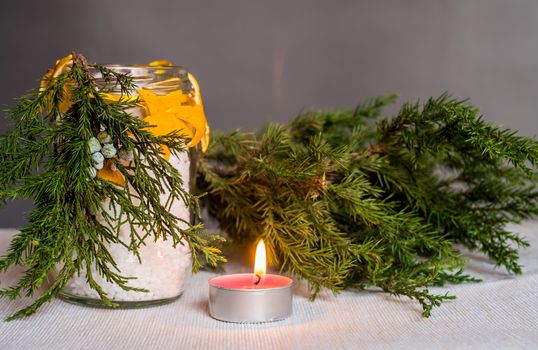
[1,0,538,227]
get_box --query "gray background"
[1,0,538,227]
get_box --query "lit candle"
[208,240,294,323]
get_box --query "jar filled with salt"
[58,64,209,307]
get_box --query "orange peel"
[98,162,125,186]
[138,89,195,159]
[148,60,173,67]
[139,61,210,153]
[187,72,210,151]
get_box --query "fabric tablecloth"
[1,223,537,350]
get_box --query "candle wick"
[254,274,262,285]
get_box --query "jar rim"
[100,64,188,73]
[91,64,192,92]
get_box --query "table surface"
[1,223,537,350]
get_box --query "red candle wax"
[208,240,294,322]
[209,273,293,290]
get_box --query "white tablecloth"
[1,223,537,350]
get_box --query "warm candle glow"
[254,239,267,282]
[209,238,294,322]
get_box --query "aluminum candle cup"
[208,273,293,323]
[209,239,293,323]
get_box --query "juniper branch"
[198,94,538,316]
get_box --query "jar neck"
[90,65,193,95]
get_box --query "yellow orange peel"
[97,164,126,186]
[137,89,194,160]
[142,60,210,153]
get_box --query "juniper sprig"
[198,94,538,316]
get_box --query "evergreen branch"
[198,94,538,317]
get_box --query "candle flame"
[254,239,266,283]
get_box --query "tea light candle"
[208,240,293,323]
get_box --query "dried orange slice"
[40,54,74,113]
[188,72,209,151]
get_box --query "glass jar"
[58,65,203,308]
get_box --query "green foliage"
[2,53,536,320]
[198,94,538,317]
[0,54,224,320]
